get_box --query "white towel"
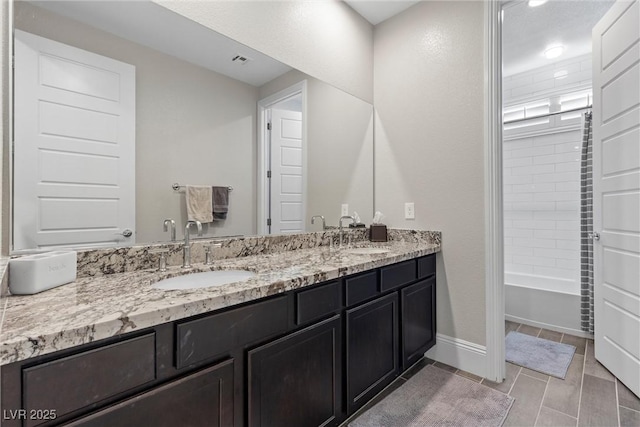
[186,185,213,223]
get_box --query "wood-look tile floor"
[344,321,640,427]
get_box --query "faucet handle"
[204,243,222,265]
[148,248,169,272]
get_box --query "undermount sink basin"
[343,247,390,255]
[151,270,256,290]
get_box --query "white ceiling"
[503,0,615,76]
[344,0,420,25]
[30,1,292,87]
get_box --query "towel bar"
[172,183,233,192]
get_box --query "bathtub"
[505,272,589,337]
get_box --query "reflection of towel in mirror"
[212,186,229,220]
[186,186,213,223]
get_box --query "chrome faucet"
[311,215,326,230]
[182,220,202,268]
[339,215,355,247]
[163,219,176,241]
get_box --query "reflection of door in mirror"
[260,88,306,235]
[13,30,136,251]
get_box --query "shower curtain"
[580,111,594,334]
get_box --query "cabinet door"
[67,359,234,427]
[247,315,342,427]
[401,276,436,371]
[346,293,399,415]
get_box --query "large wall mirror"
[11,0,374,252]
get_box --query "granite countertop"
[0,239,440,365]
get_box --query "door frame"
[484,0,505,383]
[256,81,307,235]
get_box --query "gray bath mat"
[349,365,514,426]
[505,331,576,379]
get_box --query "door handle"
[588,232,600,241]
[116,229,133,238]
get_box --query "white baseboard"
[425,333,487,379]
[505,314,594,339]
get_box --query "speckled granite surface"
[0,230,440,365]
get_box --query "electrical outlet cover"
[405,202,415,220]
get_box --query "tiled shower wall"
[503,54,591,294]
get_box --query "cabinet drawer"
[418,254,436,279]
[23,332,156,427]
[380,260,417,292]
[176,296,288,369]
[345,271,378,306]
[296,280,342,325]
[67,359,234,427]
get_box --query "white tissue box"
[9,251,77,295]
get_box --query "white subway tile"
[504,157,534,168]
[505,228,534,238]
[556,220,580,230]
[505,237,513,246]
[503,139,533,151]
[534,152,581,165]
[513,237,556,248]
[513,255,556,267]
[535,229,577,240]
[505,193,534,203]
[555,142,581,154]
[504,175,533,185]
[504,210,534,220]
[505,245,535,256]
[534,210,578,221]
[556,239,580,250]
[534,248,579,260]
[555,162,580,173]
[512,164,555,176]
[557,259,579,270]
[511,202,556,211]
[534,191,579,202]
[534,172,576,183]
[556,201,580,211]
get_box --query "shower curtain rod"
[503,105,592,125]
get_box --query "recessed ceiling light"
[554,70,568,79]
[528,0,548,6]
[544,45,564,59]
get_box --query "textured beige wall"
[373,1,486,345]
[259,70,374,230]
[153,0,374,103]
[15,2,259,243]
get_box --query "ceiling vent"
[232,54,252,65]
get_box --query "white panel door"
[270,109,304,234]
[592,0,640,398]
[14,30,136,250]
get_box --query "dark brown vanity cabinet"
[400,276,436,371]
[66,359,234,427]
[247,316,342,427]
[345,293,399,414]
[1,253,437,427]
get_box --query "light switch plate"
[405,202,415,220]
[341,204,349,216]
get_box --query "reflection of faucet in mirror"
[182,220,203,268]
[339,216,355,247]
[163,219,176,241]
[311,215,326,231]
